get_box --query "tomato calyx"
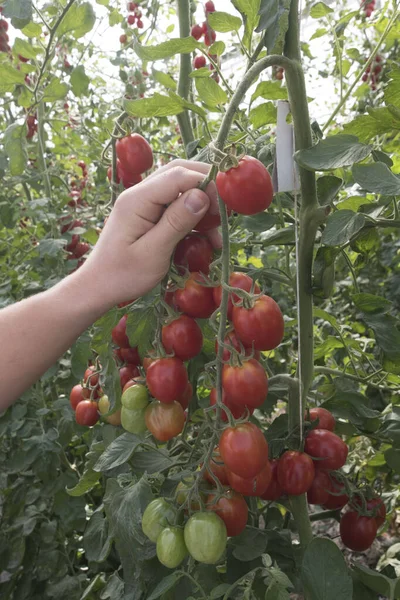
[216,144,246,173]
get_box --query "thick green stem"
[289,496,313,545]
[176,0,194,153]
[37,101,52,200]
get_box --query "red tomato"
[216,156,273,215]
[118,163,142,189]
[215,331,260,362]
[307,469,332,505]
[174,272,216,319]
[60,218,83,234]
[261,459,283,501]
[194,212,221,232]
[277,451,315,496]
[162,315,203,361]
[82,385,102,400]
[204,448,229,486]
[72,242,90,258]
[219,422,268,479]
[120,346,141,365]
[112,315,130,348]
[176,381,193,410]
[207,491,248,537]
[222,359,268,409]
[116,133,153,174]
[307,407,335,431]
[322,475,349,510]
[143,356,156,372]
[227,461,271,497]
[304,429,348,471]
[70,384,84,410]
[340,511,377,551]
[65,234,80,252]
[75,400,99,426]
[174,233,214,274]
[146,357,188,403]
[191,24,203,40]
[145,401,185,441]
[213,272,261,321]
[353,495,386,527]
[209,387,253,422]
[83,366,100,388]
[119,365,140,389]
[232,295,284,351]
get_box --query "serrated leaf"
[67,443,104,497]
[133,36,198,61]
[251,80,288,102]
[310,2,333,17]
[249,102,277,128]
[256,0,291,55]
[352,293,391,315]
[152,69,177,91]
[231,0,260,49]
[21,21,42,37]
[321,210,366,246]
[342,109,400,143]
[42,77,69,101]
[352,162,400,196]
[295,135,372,171]
[124,93,184,117]
[132,449,174,473]
[302,538,352,600]
[70,65,90,97]
[384,69,400,109]
[208,11,242,32]
[4,123,27,176]
[57,2,96,39]
[13,37,40,59]
[0,63,25,94]
[195,77,228,106]
[94,433,143,472]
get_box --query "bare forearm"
[0,271,111,411]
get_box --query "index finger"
[145,159,211,182]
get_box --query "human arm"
[0,161,220,411]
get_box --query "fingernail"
[184,190,207,214]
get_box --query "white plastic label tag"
[273,100,300,193]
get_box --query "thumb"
[144,188,211,252]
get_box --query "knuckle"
[165,208,186,234]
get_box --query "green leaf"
[310,2,334,17]
[336,195,374,212]
[302,538,353,600]
[362,313,400,360]
[152,69,177,91]
[352,293,392,314]
[249,102,277,128]
[321,210,367,246]
[83,509,113,562]
[21,21,42,37]
[125,305,157,358]
[263,225,295,246]
[317,175,343,205]
[132,449,174,473]
[384,69,400,109]
[147,574,184,600]
[208,11,242,32]
[322,392,381,430]
[42,77,69,101]
[230,527,268,561]
[256,0,291,56]
[3,0,32,21]
[314,307,340,329]
[94,433,143,472]
[70,65,90,97]
[313,246,338,298]
[57,2,96,39]
[124,93,184,117]
[310,27,328,40]
[251,80,288,102]
[13,37,40,59]
[70,333,92,379]
[4,123,27,176]
[295,135,372,171]
[232,0,260,49]
[133,36,198,61]
[67,443,104,497]
[342,109,400,143]
[0,63,25,94]
[384,447,400,474]
[209,41,225,55]
[352,564,399,599]
[239,213,279,232]
[352,162,400,196]
[195,77,228,106]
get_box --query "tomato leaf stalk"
[176,0,195,152]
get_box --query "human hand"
[76,160,221,312]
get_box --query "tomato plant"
[145,400,185,441]
[232,295,285,351]
[340,512,378,552]
[222,359,268,409]
[219,423,269,479]
[207,490,248,536]
[213,272,261,320]
[146,357,188,403]
[156,526,188,569]
[116,133,153,174]
[173,232,214,274]
[174,272,216,318]
[306,407,336,431]
[184,512,227,564]
[161,315,203,361]
[227,461,272,497]
[277,451,315,496]
[142,498,178,543]
[304,429,348,471]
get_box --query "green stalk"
[176,0,195,152]
[37,101,52,200]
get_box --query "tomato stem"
[176,0,195,151]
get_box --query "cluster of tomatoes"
[68,160,89,207]
[60,214,89,264]
[107,133,153,188]
[126,1,143,28]
[0,12,10,54]
[191,1,217,47]
[360,0,376,18]
[361,55,382,91]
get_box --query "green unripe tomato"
[142,498,178,543]
[156,526,187,568]
[121,384,149,410]
[184,512,227,564]
[121,406,147,434]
